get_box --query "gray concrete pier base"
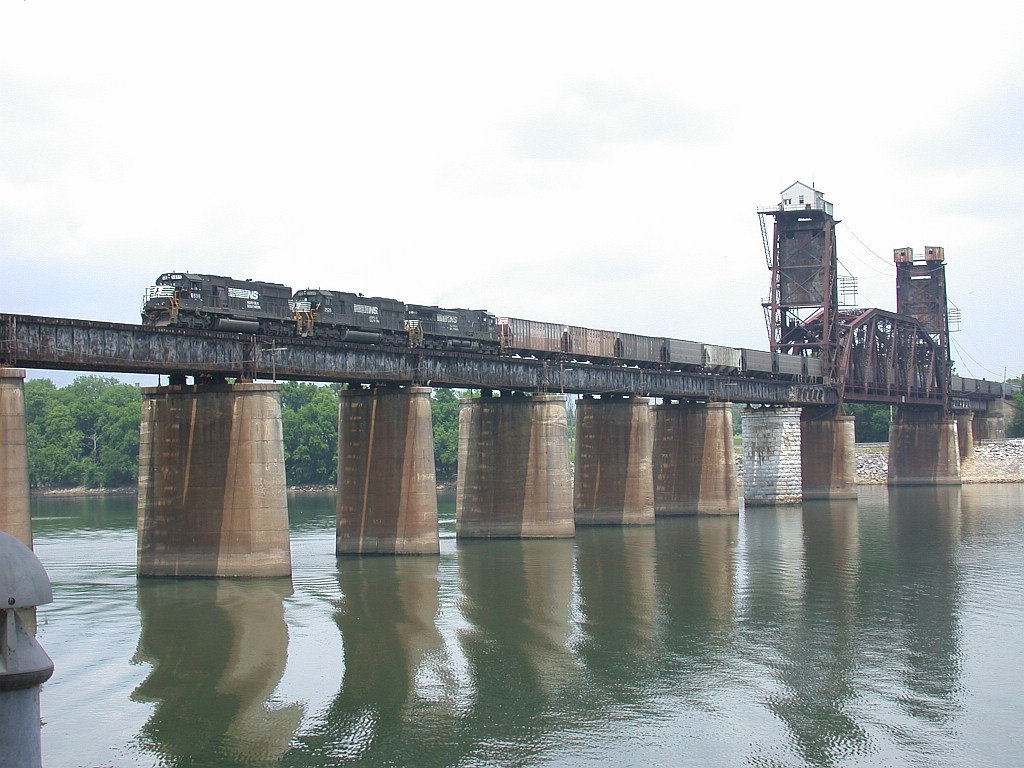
[800,407,857,500]
[457,393,574,538]
[0,369,31,547]
[742,407,803,506]
[887,407,961,486]
[653,401,739,515]
[573,395,654,525]
[955,412,975,461]
[336,386,439,555]
[973,398,1011,441]
[137,382,291,577]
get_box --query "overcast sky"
[3,2,1022,385]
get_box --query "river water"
[28,485,1024,768]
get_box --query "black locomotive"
[290,288,407,344]
[142,272,502,353]
[142,273,293,334]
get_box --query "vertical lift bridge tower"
[758,182,840,382]
[759,182,953,411]
[893,245,954,408]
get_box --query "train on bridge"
[142,272,826,382]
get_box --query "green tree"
[1008,386,1024,438]
[431,388,461,482]
[91,384,143,486]
[28,399,85,486]
[23,376,141,488]
[845,403,891,442]
[281,383,339,485]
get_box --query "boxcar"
[567,326,617,361]
[663,338,704,367]
[775,352,804,378]
[616,333,661,365]
[498,317,564,356]
[704,344,742,372]
[803,356,824,380]
[741,348,774,375]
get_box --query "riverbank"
[857,438,1024,484]
[30,439,1024,496]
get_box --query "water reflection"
[758,500,870,766]
[575,525,658,688]
[131,578,303,765]
[657,515,738,648]
[455,538,578,762]
[286,556,451,765]
[31,486,1021,767]
[31,493,137,533]
[654,514,738,724]
[886,486,964,727]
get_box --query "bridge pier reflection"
[137,381,292,577]
[0,368,31,547]
[132,578,303,764]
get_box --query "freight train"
[141,271,824,379]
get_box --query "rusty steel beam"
[1,313,838,405]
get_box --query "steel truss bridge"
[0,314,1008,413]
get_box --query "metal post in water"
[0,531,55,768]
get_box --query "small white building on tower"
[779,181,833,216]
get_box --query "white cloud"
[2,0,1023,379]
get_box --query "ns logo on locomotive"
[141,271,826,380]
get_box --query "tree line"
[21,376,1022,489]
[21,377,473,489]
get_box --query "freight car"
[497,315,825,380]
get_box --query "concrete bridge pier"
[137,381,291,577]
[652,401,739,515]
[336,386,439,555]
[887,407,961,486]
[573,395,654,525]
[741,406,802,506]
[955,412,975,460]
[800,406,857,500]
[973,398,1010,441]
[0,369,32,547]
[456,392,574,538]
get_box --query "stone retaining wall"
[856,439,1024,484]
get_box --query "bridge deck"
[1,313,1002,408]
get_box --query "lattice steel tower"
[758,182,839,382]
[893,245,953,407]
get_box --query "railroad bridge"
[0,183,1016,576]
